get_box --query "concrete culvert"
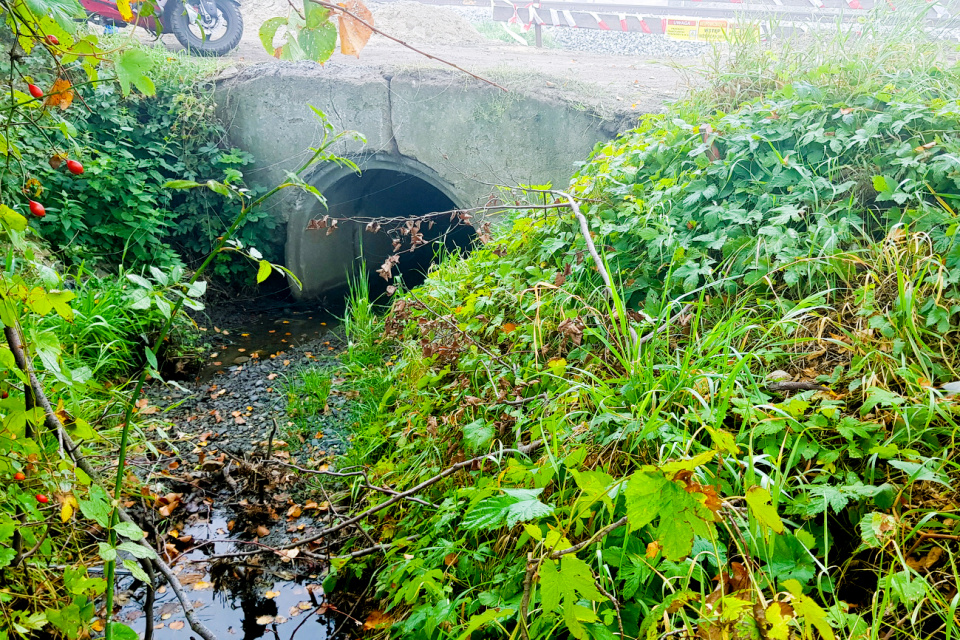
[286,159,476,300]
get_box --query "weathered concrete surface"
[214,61,636,298]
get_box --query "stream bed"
[119,304,361,639]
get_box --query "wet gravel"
[147,306,350,464]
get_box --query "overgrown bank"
[313,22,960,640]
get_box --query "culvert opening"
[322,168,476,298]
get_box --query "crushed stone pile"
[369,1,487,46]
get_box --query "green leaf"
[858,512,897,549]
[117,541,156,560]
[298,23,337,62]
[125,273,153,289]
[164,179,201,190]
[462,419,493,452]
[259,16,287,51]
[97,542,116,562]
[0,204,27,231]
[256,260,272,284]
[783,579,835,640]
[123,558,151,584]
[744,486,784,534]
[624,469,715,560]
[304,2,330,28]
[107,622,139,640]
[539,556,606,639]
[114,520,145,541]
[455,608,515,640]
[114,49,156,97]
[144,347,158,371]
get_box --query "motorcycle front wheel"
[166,0,243,57]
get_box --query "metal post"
[535,22,543,47]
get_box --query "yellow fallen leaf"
[256,615,275,625]
[60,494,78,523]
[192,581,212,590]
[265,590,281,599]
[169,621,185,631]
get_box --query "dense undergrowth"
[317,15,960,640]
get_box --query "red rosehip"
[27,84,43,99]
[46,35,59,46]
[1,390,8,399]
[66,159,84,175]
[13,472,25,481]
[36,494,49,504]
[29,201,45,218]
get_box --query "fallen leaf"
[298,601,313,610]
[256,525,270,537]
[502,322,518,333]
[363,610,394,630]
[265,590,281,599]
[192,581,212,590]
[169,621,185,631]
[256,615,275,625]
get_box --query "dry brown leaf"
[45,78,73,110]
[256,615,275,625]
[502,322,518,333]
[287,504,303,519]
[363,610,394,630]
[297,601,313,610]
[338,0,374,57]
[256,525,270,537]
[168,620,185,631]
[267,373,278,380]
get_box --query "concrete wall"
[214,61,631,298]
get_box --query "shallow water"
[195,308,339,382]
[119,512,340,639]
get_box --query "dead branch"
[637,304,694,347]
[266,459,437,507]
[3,324,216,640]
[307,0,506,91]
[200,449,532,560]
[553,190,639,348]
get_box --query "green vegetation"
[315,12,960,640]
[17,39,279,285]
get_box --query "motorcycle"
[80,0,243,57]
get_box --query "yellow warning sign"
[697,19,729,42]
[664,18,698,41]
[664,17,758,42]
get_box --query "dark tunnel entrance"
[321,168,476,298]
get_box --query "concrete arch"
[286,153,471,297]
[215,62,632,299]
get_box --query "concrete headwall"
[214,61,633,297]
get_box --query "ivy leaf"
[114,49,156,97]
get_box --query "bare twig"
[267,459,437,507]
[637,304,693,347]
[308,0,506,91]
[765,381,830,392]
[519,553,537,640]
[549,516,628,560]
[596,584,624,639]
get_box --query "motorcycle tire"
[166,0,243,57]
